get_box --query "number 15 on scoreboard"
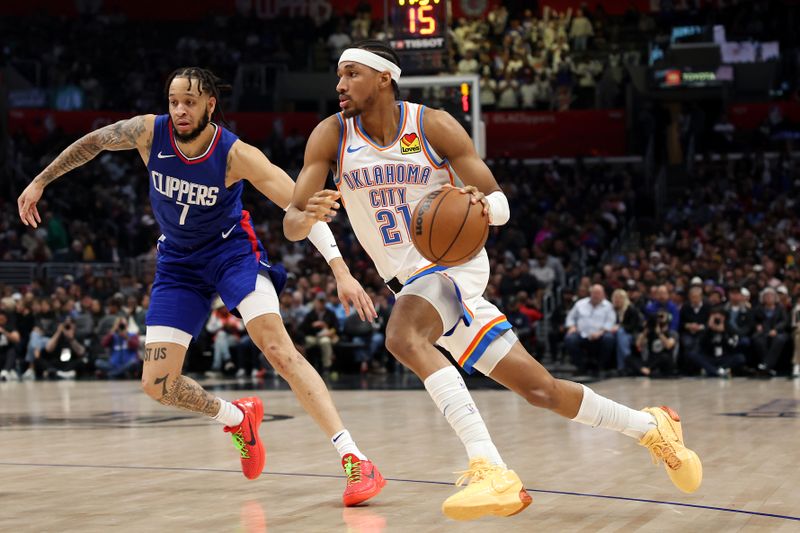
[397,0,443,36]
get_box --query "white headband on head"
[338,48,402,82]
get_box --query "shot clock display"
[389,0,449,74]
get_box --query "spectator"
[37,316,86,379]
[23,299,58,379]
[0,309,22,381]
[519,72,539,109]
[300,292,339,373]
[326,291,347,331]
[685,307,745,378]
[645,285,680,333]
[73,294,95,342]
[631,310,678,377]
[529,246,557,290]
[569,8,594,52]
[706,287,725,308]
[496,72,520,109]
[124,295,146,334]
[753,287,789,377]
[96,316,140,378]
[327,18,352,61]
[479,73,498,110]
[725,286,755,362]
[611,289,643,372]
[204,300,244,378]
[516,291,544,329]
[564,284,616,374]
[487,5,509,36]
[506,296,534,353]
[337,311,375,374]
[499,263,538,299]
[367,290,392,373]
[96,295,126,339]
[679,286,710,374]
[457,50,479,74]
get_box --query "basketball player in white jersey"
[284,42,702,521]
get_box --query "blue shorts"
[146,212,286,339]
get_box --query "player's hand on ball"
[442,184,488,217]
[18,180,45,228]
[336,274,378,322]
[304,190,341,223]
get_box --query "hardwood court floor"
[1,376,799,532]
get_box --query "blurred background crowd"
[2,0,800,382]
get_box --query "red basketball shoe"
[342,453,386,506]
[224,397,265,480]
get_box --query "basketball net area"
[398,74,485,167]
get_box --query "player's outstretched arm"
[424,108,509,226]
[283,116,342,242]
[227,139,297,208]
[231,136,376,321]
[18,114,155,227]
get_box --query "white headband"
[338,48,402,82]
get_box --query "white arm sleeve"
[306,220,343,263]
[486,191,510,226]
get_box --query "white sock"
[572,384,656,439]
[424,366,505,467]
[332,429,367,460]
[212,399,245,427]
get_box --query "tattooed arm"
[17,114,155,228]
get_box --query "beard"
[172,110,211,143]
[342,105,361,119]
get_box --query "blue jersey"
[147,114,242,249]
[143,115,286,338]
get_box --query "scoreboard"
[389,0,449,74]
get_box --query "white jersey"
[334,101,461,282]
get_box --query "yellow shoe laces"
[646,437,681,470]
[454,458,500,487]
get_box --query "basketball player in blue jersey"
[17,67,385,506]
[285,42,703,520]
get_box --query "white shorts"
[396,251,517,375]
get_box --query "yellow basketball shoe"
[639,406,703,494]
[442,458,532,521]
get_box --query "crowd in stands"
[3,146,800,381]
[3,2,800,381]
[4,1,795,115]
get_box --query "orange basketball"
[411,188,489,267]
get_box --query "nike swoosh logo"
[157,151,176,159]
[259,260,271,268]
[333,431,344,443]
[346,145,366,153]
[245,420,257,446]
[221,224,236,239]
[366,469,375,479]
[330,243,338,248]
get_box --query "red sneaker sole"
[505,489,533,517]
[660,405,681,422]
[343,473,386,506]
